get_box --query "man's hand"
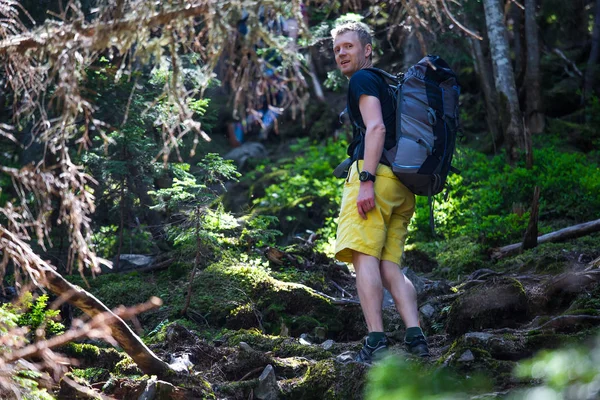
[357,180,375,219]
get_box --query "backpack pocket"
[391,137,430,174]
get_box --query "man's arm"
[356,94,386,219]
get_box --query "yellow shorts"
[335,160,415,265]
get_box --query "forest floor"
[60,233,600,399]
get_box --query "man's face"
[333,31,371,78]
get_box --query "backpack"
[336,55,461,233]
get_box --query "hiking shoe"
[354,337,388,365]
[405,334,430,357]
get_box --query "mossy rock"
[281,359,366,400]
[59,372,99,399]
[62,342,126,370]
[446,278,529,335]
[442,343,516,388]
[71,367,111,384]
[114,356,143,376]
[224,329,334,360]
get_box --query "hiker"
[331,21,430,363]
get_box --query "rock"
[138,376,179,400]
[458,349,475,363]
[138,376,158,400]
[335,351,355,364]
[463,332,494,342]
[314,327,327,342]
[299,334,312,345]
[224,142,267,169]
[403,267,426,294]
[419,303,436,320]
[239,342,255,352]
[109,254,155,273]
[382,288,395,309]
[165,323,197,346]
[446,278,529,335]
[169,352,193,373]
[254,364,279,400]
[59,373,97,399]
[461,331,530,361]
[421,280,452,297]
[321,339,335,351]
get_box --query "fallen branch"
[491,218,600,259]
[135,258,174,274]
[330,280,353,298]
[0,227,173,378]
[310,288,360,306]
[551,48,583,77]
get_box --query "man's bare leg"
[380,260,419,328]
[380,260,429,356]
[352,251,384,332]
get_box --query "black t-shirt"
[346,69,396,164]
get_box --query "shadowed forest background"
[0,0,600,399]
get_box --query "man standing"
[331,21,429,363]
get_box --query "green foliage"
[366,355,490,400]
[411,139,600,246]
[197,153,241,187]
[324,69,346,91]
[0,300,58,399]
[240,215,282,248]
[248,137,347,250]
[511,338,600,399]
[416,237,486,278]
[71,368,110,384]
[11,371,55,400]
[2,292,64,338]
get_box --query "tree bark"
[522,186,540,250]
[584,0,600,99]
[492,218,600,259]
[483,0,530,166]
[524,0,545,134]
[509,3,525,89]
[469,37,502,148]
[403,30,423,70]
[41,267,173,378]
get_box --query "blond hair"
[330,21,372,48]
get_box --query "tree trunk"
[510,3,525,90]
[469,37,502,149]
[403,30,423,70]
[115,178,126,271]
[483,0,530,166]
[524,0,545,134]
[40,266,173,378]
[584,0,600,99]
[182,207,201,316]
[522,186,540,250]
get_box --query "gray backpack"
[334,56,461,233]
[367,56,461,196]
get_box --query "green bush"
[1,292,64,338]
[411,140,600,246]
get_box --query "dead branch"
[552,48,584,77]
[0,4,210,55]
[1,298,161,364]
[491,218,600,259]
[439,0,483,40]
[0,227,172,378]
